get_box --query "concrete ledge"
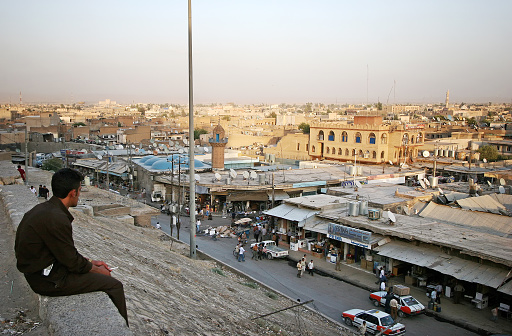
[39,292,132,336]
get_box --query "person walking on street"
[155,222,161,230]
[251,244,258,260]
[257,243,264,260]
[296,259,303,278]
[335,248,342,271]
[390,297,398,320]
[380,280,386,291]
[17,165,26,182]
[307,260,314,276]
[30,186,37,195]
[254,227,260,243]
[435,284,442,304]
[238,245,245,262]
[196,219,201,233]
[430,289,437,306]
[300,257,306,277]
[358,321,367,335]
[384,288,393,314]
[453,282,465,304]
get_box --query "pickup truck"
[250,240,289,259]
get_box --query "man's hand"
[89,260,112,276]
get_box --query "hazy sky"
[1,1,511,105]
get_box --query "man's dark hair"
[51,168,84,198]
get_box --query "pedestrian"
[258,243,264,260]
[30,186,37,195]
[491,307,498,322]
[358,320,367,335]
[307,260,314,276]
[251,244,258,260]
[274,233,279,246]
[453,282,465,304]
[14,168,128,325]
[155,222,161,230]
[296,259,303,278]
[41,185,50,200]
[238,245,246,262]
[384,288,393,314]
[390,297,398,320]
[17,165,26,182]
[435,283,442,304]
[196,219,201,233]
[38,185,43,197]
[335,248,342,271]
[261,226,267,240]
[234,243,240,259]
[301,257,306,277]
[254,227,260,243]
[199,208,204,220]
[241,231,247,244]
[380,280,386,291]
[430,289,437,305]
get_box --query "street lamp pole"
[188,0,197,260]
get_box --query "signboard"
[327,235,372,249]
[328,223,372,245]
[292,181,326,188]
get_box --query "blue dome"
[150,160,174,170]
[143,157,161,167]
[138,155,155,164]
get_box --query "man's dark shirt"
[15,196,92,277]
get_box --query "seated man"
[15,168,128,326]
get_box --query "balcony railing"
[209,137,228,143]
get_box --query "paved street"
[151,213,478,336]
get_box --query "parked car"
[250,240,288,259]
[342,308,406,335]
[369,291,425,317]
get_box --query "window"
[328,131,335,141]
[312,145,315,153]
[345,148,349,156]
[418,132,423,143]
[355,132,362,143]
[338,148,342,155]
[381,151,385,159]
[352,149,356,156]
[318,130,324,141]
[326,147,330,154]
[381,134,387,144]
[372,151,377,159]
[332,147,336,154]
[297,143,300,151]
[369,133,376,144]
[342,131,348,142]
[306,144,309,151]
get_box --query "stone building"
[209,124,228,170]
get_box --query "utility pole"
[188,0,197,260]
[177,158,181,240]
[271,172,275,208]
[106,147,110,190]
[170,157,174,236]
[24,125,28,185]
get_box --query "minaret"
[445,90,450,108]
[209,123,227,170]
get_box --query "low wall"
[0,183,131,336]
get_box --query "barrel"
[348,202,359,216]
[359,200,368,215]
[428,176,438,188]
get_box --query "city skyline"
[1,0,511,105]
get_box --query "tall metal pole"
[170,157,174,236]
[24,125,28,185]
[188,0,197,259]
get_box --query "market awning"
[264,203,318,225]
[227,191,268,202]
[375,241,510,289]
[267,190,289,201]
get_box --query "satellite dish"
[230,169,237,179]
[419,180,427,189]
[95,155,103,160]
[168,140,173,146]
[195,175,201,182]
[178,148,184,154]
[388,161,393,165]
[483,158,487,163]
[487,180,492,187]
[149,145,153,149]
[204,147,209,153]
[159,143,165,149]
[243,171,250,179]
[499,186,505,194]
[424,178,431,186]
[388,211,396,223]
[355,180,362,188]
[131,144,136,149]
[422,151,430,158]
[500,178,506,186]
[183,138,189,145]
[250,171,257,180]
[215,173,222,181]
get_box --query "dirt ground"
[0,202,48,335]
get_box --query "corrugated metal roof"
[419,201,512,237]
[490,193,512,213]
[376,241,509,288]
[444,192,469,203]
[498,279,512,296]
[267,190,289,201]
[456,195,507,214]
[264,204,318,223]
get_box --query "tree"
[221,115,231,121]
[73,122,86,127]
[298,123,310,134]
[42,158,63,172]
[269,112,277,119]
[194,128,208,140]
[478,145,499,162]
[376,102,382,110]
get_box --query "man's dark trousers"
[25,272,128,325]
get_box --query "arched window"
[418,132,423,143]
[381,134,388,144]
[352,149,356,156]
[318,131,324,141]
[410,136,415,144]
[381,151,385,159]
[355,132,362,143]
[342,131,348,142]
[368,133,376,144]
[297,143,300,151]
[345,148,349,156]
[359,150,364,157]
[328,131,335,141]
[326,147,330,154]
[306,144,309,151]
[338,148,342,155]
[372,151,377,159]
[332,147,336,155]
[312,145,316,153]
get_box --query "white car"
[342,308,406,335]
[250,240,288,259]
[369,291,425,317]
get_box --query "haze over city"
[1,0,511,105]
